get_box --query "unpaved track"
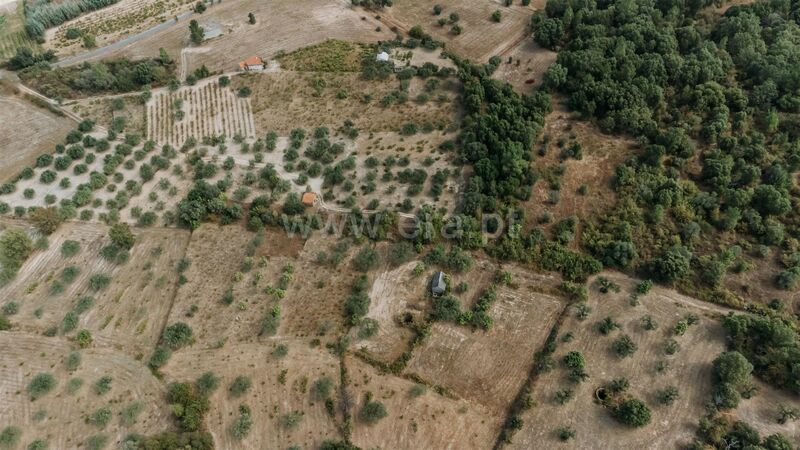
[54,10,195,67]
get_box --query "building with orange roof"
[301,192,317,206]
[239,55,265,71]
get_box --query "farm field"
[0,90,76,182]
[0,220,190,358]
[0,0,39,60]
[147,79,256,147]
[236,70,460,135]
[0,332,170,449]
[68,94,147,137]
[44,0,190,57]
[162,341,342,450]
[405,266,566,412]
[508,272,732,449]
[347,355,500,450]
[522,100,635,234]
[491,38,557,94]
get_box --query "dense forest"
[528,0,800,302]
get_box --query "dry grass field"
[377,0,541,62]
[347,355,500,450]
[0,221,190,358]
[523,101,635,234]
[68,94,147,137]
[0,92,75,182]
[491,39,557,93]
[162,341,341,449]
[406,266,565,412]
[0,332,170,449]
[235,71,460,135]
[508,272,731,449]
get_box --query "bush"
[359,399,388,424]
[195,371,219,396]
[229,376,252,397]
[65,351,81,371]
[76,329,93,348]
[612,398,651,427]
[162,322,193,349]
[353,246,379,272]
[0,426,21,449]
[313,377,334,400]
[87,407,112,428]
[89,273,111,290]
[27,372,56,400]
[93,376,113,395]
[148,346,171,369]
[612,334,638,358]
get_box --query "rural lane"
[54,10,195,68]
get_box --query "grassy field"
[0,1,39,60]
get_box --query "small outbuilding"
[376,51,390,62]
[430,271,447,297]
[301,192,318,206]
[239,55,265,71]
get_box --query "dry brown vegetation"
[376,0,540,62]
[509,272,731,449]
[235,71,460,135]
[0,92,75,182]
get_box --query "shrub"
[162,322,193,349]
[195,371,219,396]
[93,376,113,395]
[87,407,112,428]
[612,334,638,358]
[89,274,111,290]
[148,346,171,369]
[27,372,56,400]
[313,377,334,400]
[0,427,21,449]
[353,246,379,272]
[76,329,93,348]
[65,351,81,371]
[359,399,387,424]
[612,398,651,427]
[657,386,679,405]
[120,401,144,426]
[229,376,252,397]
[109,223,135,250]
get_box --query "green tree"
[189,20,204,44]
